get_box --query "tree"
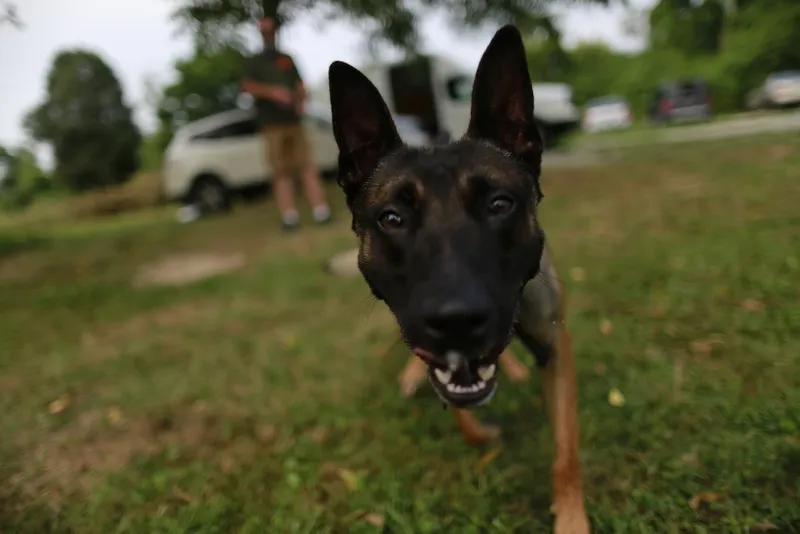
[154,43,249,153]
[171,0,615,53]
[0,2,23,29]
[0,145,50,211]
[24,50,141,192]
[524,16,572,83]
[0,145,15,190]
[649,0,725,56]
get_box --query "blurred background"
[1,1,798,532]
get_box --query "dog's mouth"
[413,348,500,408]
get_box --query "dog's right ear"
[328,61,403,206]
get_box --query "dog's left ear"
[465,25,542,166]
[329,61,403,207]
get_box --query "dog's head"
[328,25,544,407]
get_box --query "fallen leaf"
[688,491,722,511]
[373,344,389,358]
[106,406,124,425]
[569,267,586,282]
[690,336,724,357]
[749,520,778,531]
[342,509,366,523]
[608,388,625,407]
[281,333,297,351]
[48,394,71,414]
[363,513,385,527]
[220,456,236,473]
[594,363,607,376]
[740,299,764,312]
[308,426,328,444]
[475,447,502,473]
[680,451,699,465]
[337,467,360,492]
[172,487,194,504]
[599,319,614,335]
[257,424,277,444]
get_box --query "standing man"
[241,15,332,231]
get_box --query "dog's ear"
[465,25,542,165]
[329,61,403,206]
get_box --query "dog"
[327,25,589,534]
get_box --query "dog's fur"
[328,25,589,533]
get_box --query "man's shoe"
[282,220,300,232]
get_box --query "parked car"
[529,83,581,147]
[648,79,713,124]
[162,105,431,213]
[746,70,800,110]
[581,95,633,133]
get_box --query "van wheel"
[189,175,231,214]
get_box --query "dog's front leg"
[539,321,590,534]
[451,408,500,445]
[517,249,590,533]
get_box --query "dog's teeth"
[434,369,453,384]
[446,383,456,393]
[477,364,497,381]
[478,380,486,390]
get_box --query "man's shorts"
[261,123,311,177]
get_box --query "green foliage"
[0,146,51,212]
[649,0,725,56]
[24,50,141,192]
[526,0,800,117]
[153,44,248,156]
[171,0,612,53]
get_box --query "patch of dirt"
[79,300,216,363]
[133,252,247,288]
[324,247,360,278]
[11,402,277,503]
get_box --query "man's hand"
[242,79,294,107]
[269,86,294,107]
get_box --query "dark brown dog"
[328,25,589,533]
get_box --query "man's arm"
[241,78,293,106]
[241,57,293,106]
[289,57,306,115]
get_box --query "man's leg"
[264,126,299,230]
[292,124,331,224]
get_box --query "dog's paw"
[466,423,501,445]
[398,359,427,398]
[499,354,531,383]
[553,508,590,534]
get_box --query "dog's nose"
[422,297,491,343]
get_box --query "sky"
[0,0,656,155]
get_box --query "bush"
[70,170,165,219]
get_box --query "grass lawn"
[1,135,799,533]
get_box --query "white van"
[308,54,581,148]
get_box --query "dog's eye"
[377,210,404,230]
[487,195,515,216]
